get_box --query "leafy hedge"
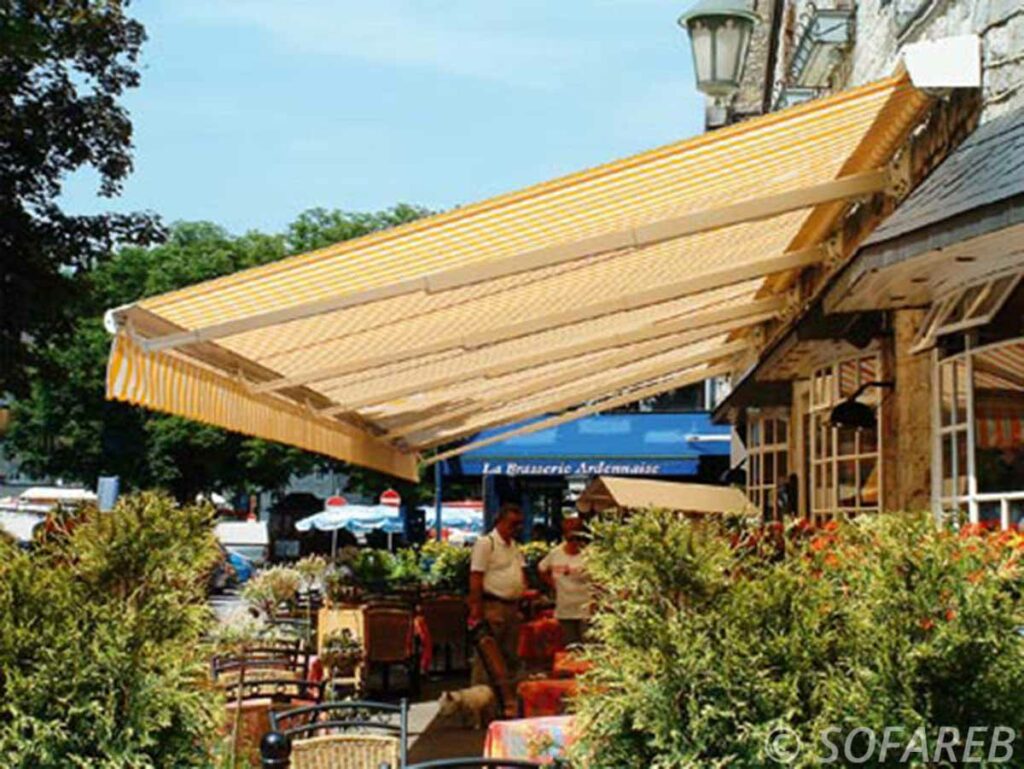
[0,493,222,767]
[570,511,1024,768]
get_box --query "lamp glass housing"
[679,2,759,100]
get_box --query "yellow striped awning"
[105,72,935,480]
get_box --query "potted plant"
[319,628,363,679]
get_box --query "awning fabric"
[105,73,932,480]
[576,476,756,516]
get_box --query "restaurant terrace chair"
[363,606,420,696]
[221,678,325,707]
[420,595,469,674]
[212,652,310,684]
[260,699,408,769]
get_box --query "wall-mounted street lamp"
[829,381,893,430]
[678,0,761,127]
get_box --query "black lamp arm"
[848,380,894,401]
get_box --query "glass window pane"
[777,419,788,443]
[837,426,857,457]
[859,424,878,454]
[972,275,1016,319]
[749,419,760,448]
[973,342,1024,495]
[956,431,969,497]
[764,453,775,486]
[942,435,955,498]
[978,501,1001,527]
[940,362,955,426]
[839,360,858,398]
[764,418,775,445]
[859,458,879,508]
[778,452,788,480]
[838,460,857,508]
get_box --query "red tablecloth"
[484,716,575,763]
[551,650,593,678]
[517,617,565,663]
[516,678,577,717]
[414,615,432,672]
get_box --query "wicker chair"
[221,678,325,706]
[260,700,408,769]
[420,595,469,674]
[363,606,419,696]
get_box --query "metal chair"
[363,606,420,696]
[420,595,469,674]
[261,700,408,769]
[212,651,310,683]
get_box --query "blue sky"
[64,1,705,235]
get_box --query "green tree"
[7,208,434,501]
[0,493,223,767]
[0,0,162,397]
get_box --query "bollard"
[260,731,290,768]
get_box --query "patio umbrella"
[294,504,400,556]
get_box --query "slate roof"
[865,105,1024,246]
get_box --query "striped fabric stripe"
[105,334,418,480]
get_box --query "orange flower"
[919,618,935,631]
[945,608,957,622]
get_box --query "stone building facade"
[713,1,1024,525]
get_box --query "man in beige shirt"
[469,502,526,684]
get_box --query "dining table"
[516,615,565,665]
[483,715,576,764]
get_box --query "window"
[935,335,1024,529]
[911,273,1021,353]
[747,411,789,520]
[809,354,882,519]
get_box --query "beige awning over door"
[105,73,934,480]
[577,476,757,516]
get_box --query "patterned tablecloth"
[517,678,578,717]
[484,715,576,763]
[551,650,593,678]
[517,616,565,664]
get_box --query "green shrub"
[0,492,222,768]
[420,539,472,593]
[570,511,1024,768]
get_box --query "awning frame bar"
[252,247,821,394]
[322,296,785,412]
[134,169,886,354]
[425,361,736,465]
[409,339,750,449]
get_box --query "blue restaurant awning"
[442,412,729,477]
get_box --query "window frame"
[933,333,1024,529]
[746,410,790,520]
[808,352,884,520]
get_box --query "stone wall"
[847,0,1024,121]
[738,0,1024,124]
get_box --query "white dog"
[437,685,497,730]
